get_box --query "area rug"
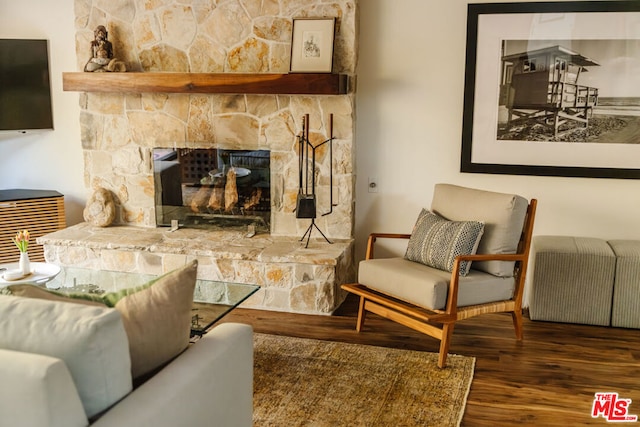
[253,334,475,427]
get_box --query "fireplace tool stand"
[296,113,337,248]
[300,218,331,248]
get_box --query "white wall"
[355,0,640,261]
[0,0,84,224]
[1,0,639,261]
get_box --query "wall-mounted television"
[0,39,54,133]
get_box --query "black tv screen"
[0,39,53,132]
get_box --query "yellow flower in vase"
[12,230,30,253]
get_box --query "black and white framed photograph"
[290,18,336,73]
[461,1,640,179]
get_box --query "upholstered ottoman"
[529,236,616,326]
[608,240,640,328]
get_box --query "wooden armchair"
[342,184,537,368]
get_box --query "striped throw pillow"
[405,209,484,276]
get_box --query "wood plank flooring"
[222,294,640,426]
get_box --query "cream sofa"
[0,295,253,427]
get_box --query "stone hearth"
[40,223,354,314]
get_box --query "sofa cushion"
[106,260,198,379]
[0,348,89,427]
[359,257,516,310]
[405,209,484,276]
[90,323,254,427]
[431,183,528,277]
[2,260,199,379]
[0,295,132,418]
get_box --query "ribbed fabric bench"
[529,236,640,328]
[529,236,616,326]
[608,240,640,328]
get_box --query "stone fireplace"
[73,0,357,241]
[40,0,359,315]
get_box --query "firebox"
[153,148,270,233]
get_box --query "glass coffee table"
[43,266,259,338]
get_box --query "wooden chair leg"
[356,296,367,332]
[511,309,524,340]
[438,323,455,368]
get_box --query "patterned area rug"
[253,334,475,427]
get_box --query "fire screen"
[153,148,270,233]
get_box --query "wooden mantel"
[62,72,349,95]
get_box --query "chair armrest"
[442,252,527,316]
[92,323,253,427]
[366,233,411,259]
[455,253,526,263]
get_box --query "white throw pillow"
[0,295,132,418]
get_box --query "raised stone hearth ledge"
[38,223,355,315]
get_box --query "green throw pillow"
[0,284,105,306]
[405,209,484,276]
[2,260,198,379]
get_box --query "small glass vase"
[19,252,30,275]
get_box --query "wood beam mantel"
[62,72,350,95]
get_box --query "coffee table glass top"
[45,266,259,337]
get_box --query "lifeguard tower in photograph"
[499,45,599,137]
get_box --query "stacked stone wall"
[75,0,357,239]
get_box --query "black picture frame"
[461,1,640,179]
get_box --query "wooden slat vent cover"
[0,196,66,263]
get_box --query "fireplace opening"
[153,148,270,233]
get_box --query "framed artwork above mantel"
[290,18,336,73]
[461,1,640,179]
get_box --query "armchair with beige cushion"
[342,184,537,368]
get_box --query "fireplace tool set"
[296,113,337,248]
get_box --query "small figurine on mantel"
[84,25,127,72]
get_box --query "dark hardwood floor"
[222,294,640,426]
